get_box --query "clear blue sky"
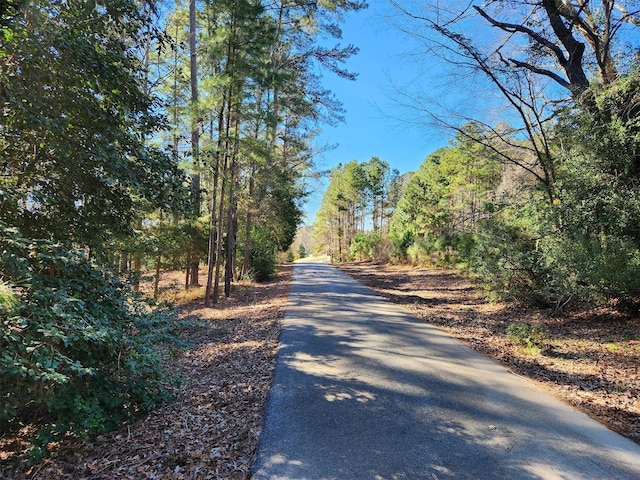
[304,3,450,223]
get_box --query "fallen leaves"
[338,261,640,445]
[2,259,637,479]
[1,265,292,480]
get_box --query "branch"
[507,57,572,91]
[615,3,640,25]
[473,5,568,65]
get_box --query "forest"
[1,0,639,469]
[314,0,640,311]
[0,0,365,463]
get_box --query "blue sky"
[304,3,450,223]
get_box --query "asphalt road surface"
[250,262,640,479]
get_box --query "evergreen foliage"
[0,0,185,251]
[314,158,399,261]
[0,225,179,463]
[375,2,640,311]
[0,0,365,463]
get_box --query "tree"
[392,1,639,97]
[470,0,638,97]
[314,157,398,262]
[362,157,399,234]
[0,0,186,459]
[0,0,184,252]
[389,150,453,244]
[313,161,364,261]
[389,125,503,264]
[187,0,202,287]
[388,1,640,309]
[184,0,365,301]
[390,1,640,205]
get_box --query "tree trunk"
[189,0,201,287]
[225,115,241,297]
[212,89,233,304]
[184,258,190,290]
[212,154,228,303]
[119,252,128,275]
[204,104,225,307]
[241,162,255,278]
[153,253,161,300]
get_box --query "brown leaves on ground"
[0,265,292,480]
[337,261,640,445]
[3,260,638,479]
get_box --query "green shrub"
[249,244,276,282]
[539,234,640,312]
[406,237,434,265]
[506,322,547,351]
[0,225,179,463]
[243,226,279,282]
[349,232,382,261]
[390,230,415,262]
[455,232,479,264]
[404,233,477,268]
[286,249,295,262]
[0,280,19,315]
[469,209,555,306]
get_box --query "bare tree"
[388,0,640,202]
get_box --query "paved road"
[250,262,640,479]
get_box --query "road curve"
[250,262,640,479]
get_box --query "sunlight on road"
[252,262,640,480]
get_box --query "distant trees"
[376,1,640,310]
[388,124,502,264]
[311,1,640,312]
[314,158,400,262]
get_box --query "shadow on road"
[251,262,640,479]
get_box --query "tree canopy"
[0,0,186,250]
[0,0,366,460]
[313,1,640,310]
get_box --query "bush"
[404,233,474,267]
[469,203,556,306]
[249,244,276,282]
[406,237,434,265]
[0,225,179,463]
[349,232,382,261]
[246,226,278,282]
[506,322,547,351]
[455,232,479,265]
[539,234,640,312]
[389,230,415,261]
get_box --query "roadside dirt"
[2,260,638,479]
[0,265,292,480]
[337,260,640,445]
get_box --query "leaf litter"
[1,265,292,480]
[3,260,638,479]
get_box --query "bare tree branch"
[506,57,572,91]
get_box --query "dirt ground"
[337,260,640,446]
[2,260,638,479]
[1,266,293,480]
